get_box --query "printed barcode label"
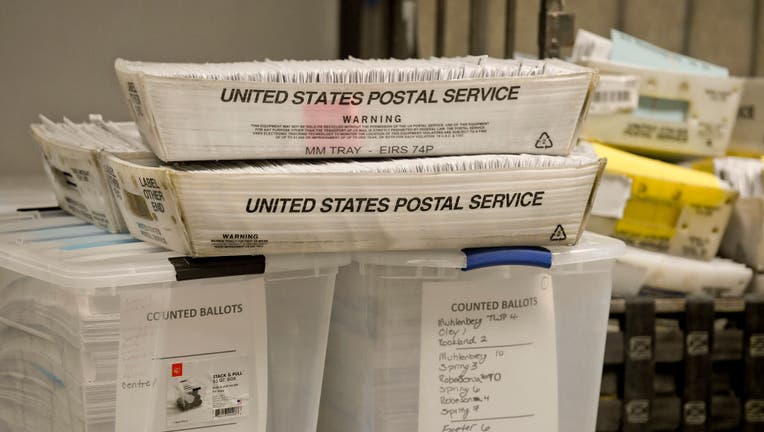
[593,90,631,103]
[589,75,639,115]
[214,406,242,418]
[573,41,597,60]
[571,29,612,62]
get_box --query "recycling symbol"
[550,224,567,241]
[535,132,553,149]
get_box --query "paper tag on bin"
[116,276,266,432]
[418,272,558,432]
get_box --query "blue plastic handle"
[462,246,552,271]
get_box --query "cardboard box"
[691,156,764,271]
[116,57,597,161]
[103,150,605,256]
[719,196,764,271]
[29,117,152,232]
[581,59,743,159]
[728,77,764,156]
[589,143,737,260]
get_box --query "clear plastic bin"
[0,175,57,214]
[0,214,348,432]
[319,232,624,432]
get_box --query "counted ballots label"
[418,273,558,432]
[116,276,266,432]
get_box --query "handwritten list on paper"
[418,273,558,432]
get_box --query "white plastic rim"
[352,231,625,269]
[0,214,349,290]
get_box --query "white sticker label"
[166,356,249,426]
[588,75,640,116]
[418,273,558,432]
[571,29,612,62]
[116,276,266,432]
[592,174,633,219]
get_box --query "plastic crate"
[0,214,348,432]
[319,232,624,432]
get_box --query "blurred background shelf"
[598,295,764,431]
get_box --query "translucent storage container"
[0,213,348,432]
[0,175,56,214]
[319,232,624,432]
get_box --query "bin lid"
[0,213,349,290]
[352,232,625,270]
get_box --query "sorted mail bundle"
[728,78,764,156]
[29,115,152,232]
[115,57,597,161]
[588,142,737,260]
[574,29,743,159]
[0,212,348,432]
[612,245,752,298]
[700,156,764,272]
[103,145,604,256]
